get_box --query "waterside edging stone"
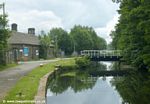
[34,70,54,104]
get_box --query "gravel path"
[0,59,61,100]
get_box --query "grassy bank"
[2,58,75,103]
[0,64,17,71]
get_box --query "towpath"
[0,59,61,100]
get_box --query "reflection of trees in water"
[111,72,150,104]
[48,72,96,94]
[47,62,107,94]
[109,62,120,70]
[87,62,107,74]
[48,76,73,94]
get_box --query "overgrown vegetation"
[0,14,9,65]
[111,0,150,71]
[75,56,91,69]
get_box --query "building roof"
[8,31,40,45]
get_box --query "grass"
[0,63,17,71]
[1,58,75,103]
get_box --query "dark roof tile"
[8,31,40,45]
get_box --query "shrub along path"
[0,59,62,101]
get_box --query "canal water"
[46,62,150,104]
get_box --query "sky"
[0,0,120,43]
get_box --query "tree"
[46,26,106,57]
[0,13,9,65]
[70,25,107,53]
[39,31,52,59]
[112,0,150,71]
[49,28,73,56]
[70,25,93,53]
[97,36,107,49]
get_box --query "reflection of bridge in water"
[90,70,129,76]
[81,50,123,61]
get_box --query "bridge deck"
[81,50,123,61]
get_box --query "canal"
[46,62,150,104]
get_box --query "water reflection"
[47,76,122,104]
[47,62,107,95]
[46,62,122,104]
[46,62,150,104]
[111,72,150,104]
[47,71,97,95]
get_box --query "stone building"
[5,23,55,63]
[7,23,40,62]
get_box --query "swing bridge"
[81,50,123,61]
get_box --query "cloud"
[1,0,119,37]
[8,10,63,34]
[45,0,119,29]
[95,14,120,43]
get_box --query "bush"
[75,57,91,69]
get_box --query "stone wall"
[6,44,39,63]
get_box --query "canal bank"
[2,57,149,104]
[0,59,63,101]
[1,58,75,103]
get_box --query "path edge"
[34,70,54,104]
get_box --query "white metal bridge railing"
[81,50,122,57]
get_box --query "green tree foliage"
[111,0,150,71]
[49,28,73,55]
[40,26,107,58]
[39,33,52,59]
[97,36,107,49]
[75,57,91,69]
[70,25,107,53]
[0,15,9,65]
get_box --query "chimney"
[11,23,17,31]
[28,28,35,35]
